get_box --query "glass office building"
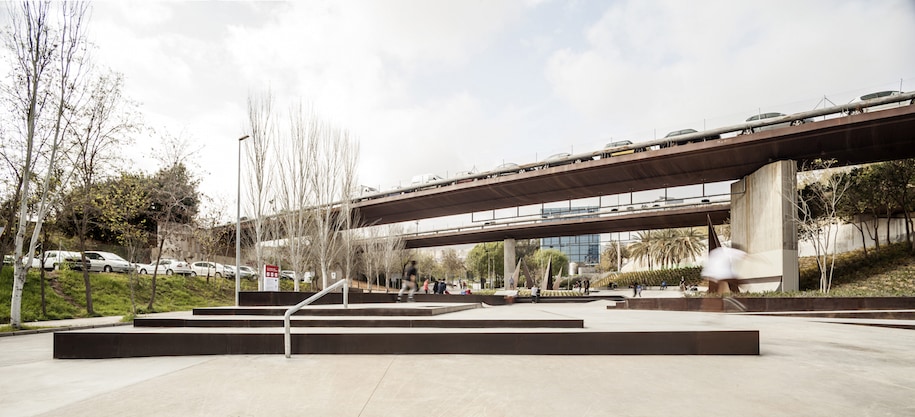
[540,207,601,265]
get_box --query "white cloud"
[546,0,915,138]
[67,0,915,213]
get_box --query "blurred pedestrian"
[398,260,418,302]
[702,246,748,311]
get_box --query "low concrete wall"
[621,297,915,312]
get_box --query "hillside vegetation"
[599,242,915,297]
[3,243,915,325]
[0,269,272,323]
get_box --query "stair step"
[53,328,759,358]
[193,302,480,317]
[135,316,584,328]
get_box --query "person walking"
[398,260,418,302]
[702,246,748,311]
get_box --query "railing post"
[284,279,347,358]
[284,315,291,358]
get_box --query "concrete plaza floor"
[1,298,914,417]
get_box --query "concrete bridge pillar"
[730,160,799,292]
[503,238,516,289]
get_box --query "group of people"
[573,279,591,294]
[422,278,449,294]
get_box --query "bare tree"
[380,224,406,292]
[304,120,358,289]
[67,70,137,315]
[146,135,200,310]
[274,102,315,292]
[194,196,230,283]
[244,90,277,290]
[357,225,385,292]
[795,159,851,293]
[5,1,90,328]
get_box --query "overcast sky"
[83,0,915,217]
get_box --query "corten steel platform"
[52,302,760,359]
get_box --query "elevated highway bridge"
[354,100,915,228]
[357,94,915,292]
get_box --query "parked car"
[12,255,40,268]
[84,251,132,273]
[845,90,913,114]
[741,112,812,134]
[39,250,83,271]
[135,262,154,274]
[281,270,296,280]
[236,265,257,280]
[138,258,194,276]
[58,252,91,271]
[190,261,226,278]
[223,265,236,279]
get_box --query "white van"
[40,250,83,270]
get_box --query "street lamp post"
[236,134,250,306]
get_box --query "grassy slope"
[0,267,293,323]
[798,242,915,296]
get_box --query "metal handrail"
[284,279,349,358]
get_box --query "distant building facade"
[540,207,600,265]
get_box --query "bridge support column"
[503,239,516,289]
[730,160,799,292]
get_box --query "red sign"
[264,264,280,291]
[264,264,280,279]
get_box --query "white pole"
[236,135,249,306]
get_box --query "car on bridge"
[845,90,913,114]
[662,128,720,145]
[741,112,812,134]
[539,152,592,169]
[488,162,524,178]
[603,140,637,157]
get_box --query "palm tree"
[629,228,707,270]
[628,231,656,270]
[670,227,706,266]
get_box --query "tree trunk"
[147,232,167,311]
[870,213,880,252]
[78,234,94,315]
[854,221,867,257]
[40,233,48,318]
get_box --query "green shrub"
[598,267,702,289]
